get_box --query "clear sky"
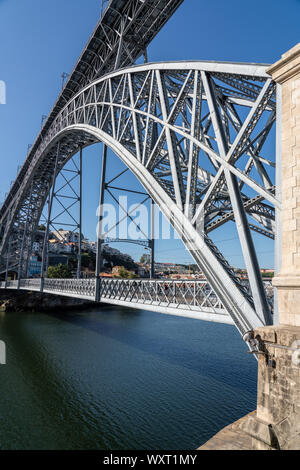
[0,0,299,268]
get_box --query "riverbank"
[198,413,254,450]
[0,289,95,313]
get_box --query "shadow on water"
[48,304,257,393]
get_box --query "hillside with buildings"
[28,229,138,279]
[24,228,274,281]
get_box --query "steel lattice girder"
[0,62,278,337]
[0,0,183,227]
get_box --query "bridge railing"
[100,279,225,313]
[19,279,42,291]
[4,280,18,289]
[43,278,96,298]
[0,277,274,319]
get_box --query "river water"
[0,306,257,450]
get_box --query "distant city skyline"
[1,0,299,267]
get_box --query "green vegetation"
[262,272,274,278]
[48,264,72,279]
[66,256,78,272]
[103,251,137,271]
[118,267,138,279]
[46,247,137,277]
[81,252,96,271]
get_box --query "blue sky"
[0,0,299,267]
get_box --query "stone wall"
[239,325,300,450]
[0,290,95,313]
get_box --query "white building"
[48,240,73,254]
[52,230,79,244]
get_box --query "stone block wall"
[244,325,300,449]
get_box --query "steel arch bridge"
[0,0,280,347]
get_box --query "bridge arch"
[0,62,278,337]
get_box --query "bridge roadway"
[0,278,273,326]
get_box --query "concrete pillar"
[268,44,300,327]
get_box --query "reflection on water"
[0,306,257,450]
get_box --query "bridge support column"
[150,200,155,279]
[4,237,11,288]
[269,43,300,327]
[77,147,83,279]
[241,44,300,450]
[95,144,107,302]
[41,145,60,285]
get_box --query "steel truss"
[98,163,156,279]
[0,0,183,235]
[0,61,279,340]
[40,150,83,281]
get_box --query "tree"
[80,253,88,268]
[117,267,138,279]
[67,256,78,271]
[118,266,129,278]
[103,250,137,271]
[128,271,139,280]
[140,254,149,264]
[262,272,274,278]
[48,264,72,279]
[78,252,96,271]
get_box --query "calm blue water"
[0,306,257,450]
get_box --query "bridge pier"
[245,44,300,450]
[243,43,300,451]
[201,44,300,451]
[242,325,300,450]
[270,43,300,328]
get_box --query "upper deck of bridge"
[0,0,183,220]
